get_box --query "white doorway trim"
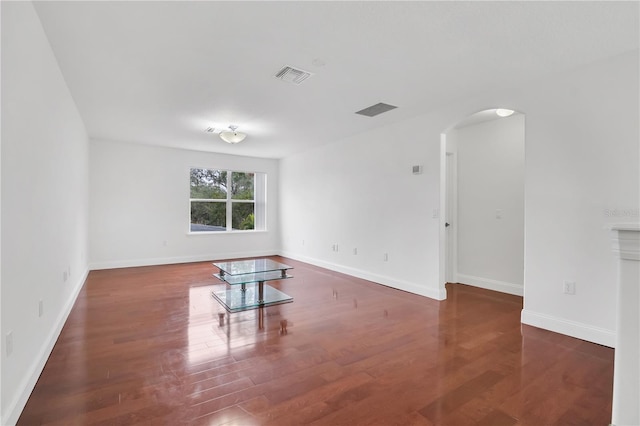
[445,151,458,284]
[438,134,448,297]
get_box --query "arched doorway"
[439,108,525,298]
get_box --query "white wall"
[280,113,445,300]
[519,51,639,346]
[453,114,525,295]
[0,1,4,420]
[1,2,90,424]
[280,49,639,347]
[89,139,280,269]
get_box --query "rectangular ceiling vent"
[355,102,398,117]
[275,65,313,85]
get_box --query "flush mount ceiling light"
[219,125,246,144]
[496,108,515,117]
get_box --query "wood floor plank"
[17,257,614,425]
[418,370,506,423]
[190,405,259,426]
[244,372,374,423]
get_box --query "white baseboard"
[89,250,278,270]
[4,267,89,426]
[279,250,446,301]
[521,309,615,348]
[456,273,523,296]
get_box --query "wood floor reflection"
[18,256,614,425]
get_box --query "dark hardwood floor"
[18,256,614,425]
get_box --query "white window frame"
[189,168,267,233]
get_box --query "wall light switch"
[563,281,576,295]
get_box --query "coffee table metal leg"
[258,281,264,304]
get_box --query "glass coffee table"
[212,258,294,312]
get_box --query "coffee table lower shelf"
[211,284,293,312]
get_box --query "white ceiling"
[33,1,639,159]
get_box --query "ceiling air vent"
[355,102,398,117]
[275,65,313,85]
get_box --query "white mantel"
[610,223,640,426]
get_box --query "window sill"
[187,229,268,236]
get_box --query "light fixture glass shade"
[496,108,515,117]
[219,125,247,144]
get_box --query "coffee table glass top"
[213,259,293,276]
[211,258,294,312]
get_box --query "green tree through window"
[190,168,261,232]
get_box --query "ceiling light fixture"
[496,108,515,117]
[219,125,246,144]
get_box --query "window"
[190,168,266,232]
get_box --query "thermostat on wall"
[412,165,423,174]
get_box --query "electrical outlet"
[563,281,576,295]
[6,331,13,357]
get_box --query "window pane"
[190,169,227,199]
[232,202,255,230]
[231,172,254,200]
[190,202,226,232]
